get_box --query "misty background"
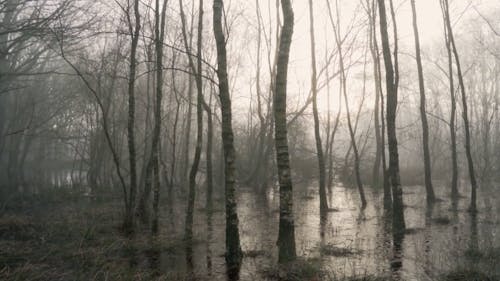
[0,0,499,280]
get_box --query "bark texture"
[275,0,297,264]
[213,0,243,269]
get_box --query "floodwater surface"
[143,182,500,280]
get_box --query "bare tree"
[275,0,296,264]
[122,0,142,234]
[441,0,478,213]
[364,0,391,209]
[204,89,214,210]
[366,0,383,188]
[308,0,329,217]
[213,0,243,270]
[377,0,405,229]
[439,0,459,200]
[327,0,367,209]
[150,0,169,234]
[410,0,436,203]
[179,0,205,240]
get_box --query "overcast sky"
[224,0,499,117]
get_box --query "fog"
[0,0,499,280]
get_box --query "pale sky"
[226,0,498,118]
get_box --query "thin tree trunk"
[251,0,268,190]
[204,90,214,210]
[367,0,382,187]
[124,0,141,233]
[327,0,367,208]
[372,73,382,186]
[411,0,436,203]
[324,46,333,192]
[326,68,342,192]
[441,0,478,213]
[169,53,181,201]
[137,44,153,223]
[339,57,367,208]
[440,0,459,201]
[182,77,193,191]
[151,0,168,234]
[260,2,281,193]
[213,0,243,269]
[379,57,391,210]
[308,0,328,217]
[275,0,296,264]
[180,0,204,241]
[369,0,391,208]
[377,0,405,230]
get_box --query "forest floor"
[0,191,189,281]
[0,184,499,281]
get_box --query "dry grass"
[443,269,499,281]
[263,258,324,281]
[319,244,361,257]
[0,196,195,281]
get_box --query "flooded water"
[141,182,500,280]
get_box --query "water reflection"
[391,230,404,281]
[469,212,479,262]
[423,201,434,278]
[206,210,213,277]
[226,263,241,281]
[185,240,194,277]
[129,183,499,280]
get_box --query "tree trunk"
[151,0,168,234]
[136,44,154,224]
[204,91,214,210]
[379,62,391,210]
[307,0,328,217]
[367,0,390,207]
[372,0,391,209]
[440,0,459,201]
[372,69,382,186]
[123,0,141,234]
[251,0,268,191]
[339,62,367,209]
[169,55,181,201]
[377,0,405,230]
[180,0,204,241]
[411,0,436,203]
[327,0,367,208]
[213,0,243,269]
[326,67,342,193]
[367,0,382,187]
[441,0,478,213]
[275,0,296,264]
[182,76,193,192]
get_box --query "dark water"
[140,182,500,280]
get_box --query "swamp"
[1,0,499,280]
